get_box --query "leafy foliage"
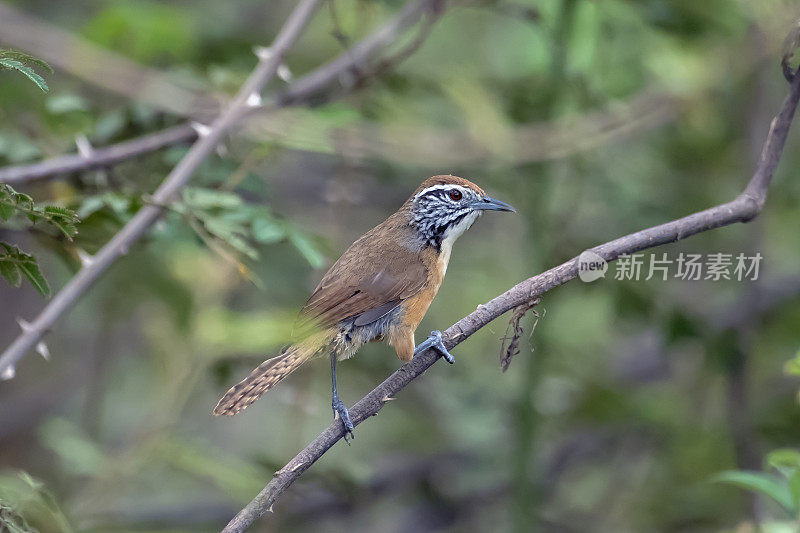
[0,50,52,93]
[0,184,80,296]
[174,187,325,270]
[0,185,79,240]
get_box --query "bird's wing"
[301,226,428,330]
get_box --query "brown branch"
[220,65,800,533]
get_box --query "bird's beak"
[471,196,516,213]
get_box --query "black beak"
[471,196,516,213]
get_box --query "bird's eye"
[448,189,463,201]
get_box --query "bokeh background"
[1,0,800,531]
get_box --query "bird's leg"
[330,352,354,442]
[414,330,455,364]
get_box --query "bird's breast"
[398,245,447,333]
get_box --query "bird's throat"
[436,211,481,275]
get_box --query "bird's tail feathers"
[213,342,320,416]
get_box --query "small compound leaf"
[0,49,53,72]
[203,218,258,260]
[0,244,49,296]
[0,57,49,92]
[182,188,243,210]
[16,256,50,297]
[252,218,285,243]
[42,205,79,240]
[0,201,14,220]
[0,258,21,287]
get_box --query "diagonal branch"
[0,0,323,378]
[0,0,447,185]
[220,65,800,533]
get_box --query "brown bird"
[213,175,514,439]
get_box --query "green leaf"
[0,58,49,92]
[0,49,52,72]
[16,256,50,297]
[0,184,20,220]
[75,196,107,219]
[182,188,243,210]
[784,351,800,377]
[252,218,285,243]
[0,243,49,297]
[42,206,79,240]
[45,93,89,114]
[0,202,14,220]
[711,471,796,513]
[0,258,21,287]
[768,449,800,471]
[39,418,107,476]
[790,471,800,508]
[289,231,325,269]
[203,218,258,259]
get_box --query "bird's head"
[406,175,515,252]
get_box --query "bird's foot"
[415,330,455,364]
[332,395,354,443]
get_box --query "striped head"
[406,175,515,252]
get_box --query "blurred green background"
[1,0,800,531]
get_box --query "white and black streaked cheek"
[411,184,481,249]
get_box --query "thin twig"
[499,298,540,372]
[0,125,197,184]
[0,0,323,378]
[220,64,800,533]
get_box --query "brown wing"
[302,217,428,329]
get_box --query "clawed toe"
[332,397,355,443]
[414,330,455,364]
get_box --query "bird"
[213,175,515,439]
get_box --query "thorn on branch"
[190,122,212,138]
[0,365,14,380]
[277,64,293,83]
[499,298,541,372]
[16,318,33,333]
[253,46,273,61]
[246,93,263,108]
[35,340,49,361]
[75,135,94,159]
[76,248,95,268]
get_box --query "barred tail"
[213,345,316,416]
